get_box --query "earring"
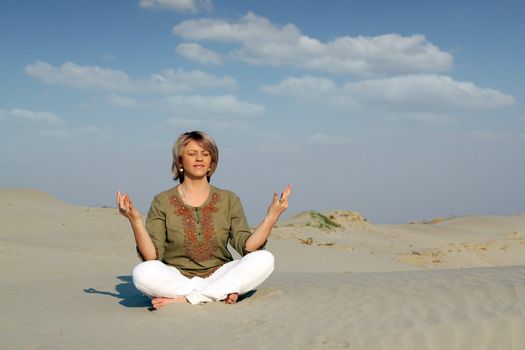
[179,167,184,173]
[207,168,211,174]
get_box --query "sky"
[1,0,524,224]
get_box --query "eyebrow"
[186,149,210,152]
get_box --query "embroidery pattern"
[169,192,221,262]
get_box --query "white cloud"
[148,68,235,94]
[308,133,352,146]
[165,94,264,119]
[262,74,516,112]
[25,61,133,92]
[0,109,107,139]
[25,61,236,94]
[175,43,223,65]
[139,0,212,13]
[262,75,337,100]
[173,12,452,76]
[0,108,63,125]
[341,75,515,110]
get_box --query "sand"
[2,188,525,349]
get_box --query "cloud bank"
[165,94,264,119]
[0,108,63,125]
[175,43,223,65]
[173,12,453,76]
[25,61,236,94]
[262,75,516,112]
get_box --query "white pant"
[132,250,275,305]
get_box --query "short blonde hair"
[172,131,219,183]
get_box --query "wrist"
[129,217,143,226]
[264,213,279,225]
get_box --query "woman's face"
[180,140,212,179]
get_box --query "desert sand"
[1,188,525,349]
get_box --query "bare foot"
[151,295,188,309]
[225,293,239,304]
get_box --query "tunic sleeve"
[142,195,167,260]
[228,194,255,256]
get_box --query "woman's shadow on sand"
[84,276,258,309]
[84,276,151,308]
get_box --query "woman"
[117,131,291,308]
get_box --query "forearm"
[245,214,279,252]
[130,218,157,260]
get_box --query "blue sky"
[1,0,524,224]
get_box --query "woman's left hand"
[245,185,292,252]
[267,184,292,219]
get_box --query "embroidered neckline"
[176,184,212,209]
[169,190,221,262]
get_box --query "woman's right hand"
[117,191,141,222]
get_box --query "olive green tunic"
[142,185,253,278]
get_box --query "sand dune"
[273,210,525,271]
[2,189,525,349]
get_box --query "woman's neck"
[179,178,210,207]
[180,177,210,193]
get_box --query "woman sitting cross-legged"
[117,130,291,308]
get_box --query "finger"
[117,191,123,208]
[283,185,292,201]
[281,187,290,202]
[120,195,129,212]
[117,193,124,210]
[272,192,279,203]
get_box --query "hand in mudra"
[267,184,292,219]
[117,191,141,222]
